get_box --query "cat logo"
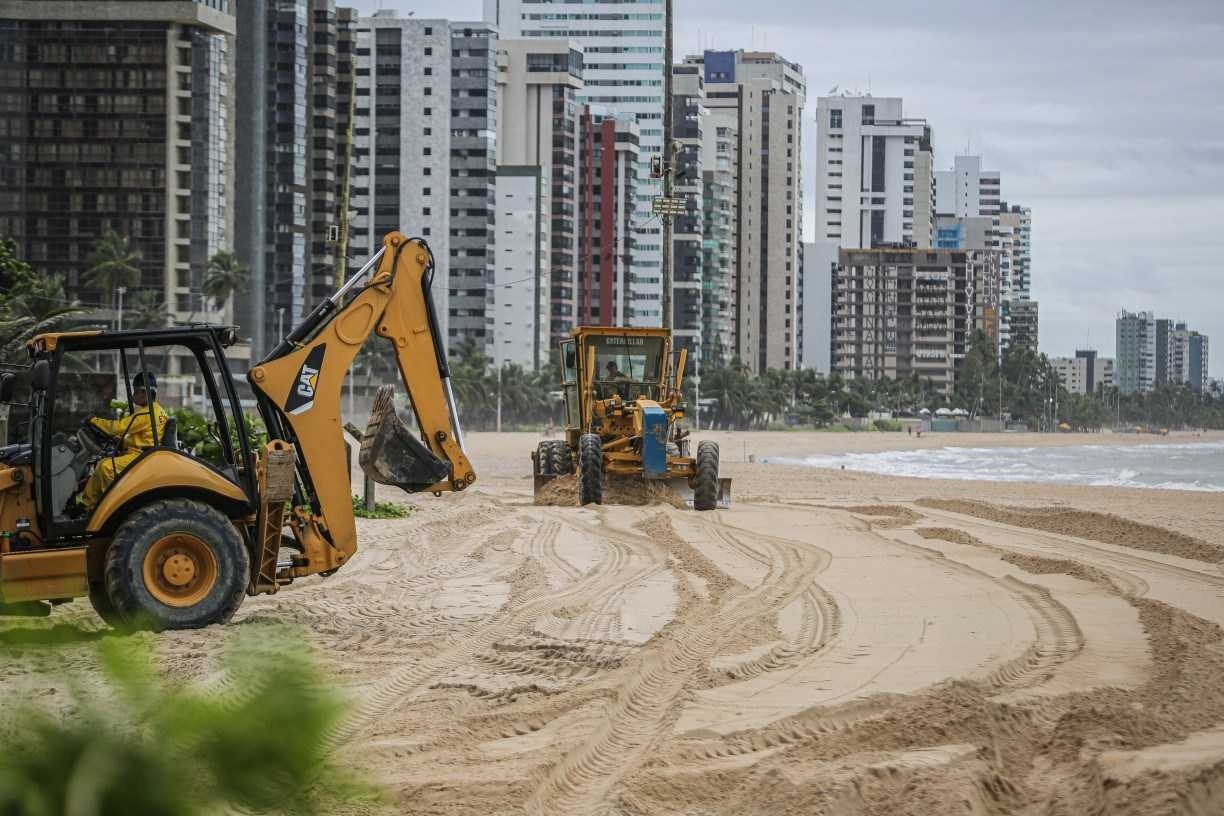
[285,344,327,415]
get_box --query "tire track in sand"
[327,508,651,747]
[524,509,830,816]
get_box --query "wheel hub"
[143,533,218,608]
[162,553,196,587]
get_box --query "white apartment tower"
[935,155,1001,219]
[494,39,584,365]
[814,95,933,249]
[485,0,665,327]
[684,50,806,372]
[350,13,498,350]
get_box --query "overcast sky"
[350,0,1224,374]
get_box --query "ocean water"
[768,440,1224,492]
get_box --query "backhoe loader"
[0,233,473,630]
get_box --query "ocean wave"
[769,441,1224,493]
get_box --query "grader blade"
[670,477,733,509]
[359,386,451,492]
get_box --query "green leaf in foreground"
[0,628,384,816]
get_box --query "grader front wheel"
[578,433,603,506]
[693,441,720,511]
[99,499,249,630]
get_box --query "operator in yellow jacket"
[80,371,169,509]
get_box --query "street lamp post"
[496,363,503,434]
[115,285,126,394]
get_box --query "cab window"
[591,335,663,383]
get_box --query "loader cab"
[24,327,256,541]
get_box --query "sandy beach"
[6,429,1224,814]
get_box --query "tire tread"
[693,440,720,511]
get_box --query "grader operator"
[0,233,473,630]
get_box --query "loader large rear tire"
[549,440,574,475]
[104,499,249,631]
[578,433,603,506]
[693,440,720,511]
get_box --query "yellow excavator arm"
[247,232,473,583]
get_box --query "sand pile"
[916,498,1224,563]
[534,473,686,508]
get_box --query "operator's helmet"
[132,371,158,397]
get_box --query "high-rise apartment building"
[307,0,340,308]
[832,248,998,394]
[935,155,1001,220]
[449,23,499,349]
[814,95,932,250]
[233,0,345,356]
[1053,350,1114,396]
[998,203,1032,300]
[1,0,235,326]
[700,115,735,368]
[684,50,806,372]
[1188,332,1209,395]
[578,107,639,327]
[670,64,704,359]
[491,166,549,369]
[486,0,665,327]
[266,0,310,340]
[1167,322,1210,394]
[494,39,583,352]
[800,240,838,373]
[1008,300,1039,353]
[1115,310,1157,395]
[349,13,497,349]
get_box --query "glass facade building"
[0,2,235,324]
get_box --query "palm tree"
[126,290,169,329]
[203,251,248,324]
[0,276,91,367]
[85,230,142,323]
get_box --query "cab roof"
[568,326,672,340]
[27,326,241,354]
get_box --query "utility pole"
[115,286,126,395]
[496,364,503,433]
[660,0,673,329]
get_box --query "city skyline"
[347,0,1223,376]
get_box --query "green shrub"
[171,407,268,468]
[352,495,413,519]
[873,419,904,432]
[0,629,382,815]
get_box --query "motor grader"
[532,326,729,510]
[0,233,473,630]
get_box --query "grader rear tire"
[578,433,603,506]
[549,440,574,475]
[536,441,555,476]
[693,440,720,511]
[103,499,249,631]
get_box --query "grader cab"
[532,327,730,510]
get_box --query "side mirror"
[30,360,51,392]
[0,372,15,402]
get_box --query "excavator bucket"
[359,386,451,492]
